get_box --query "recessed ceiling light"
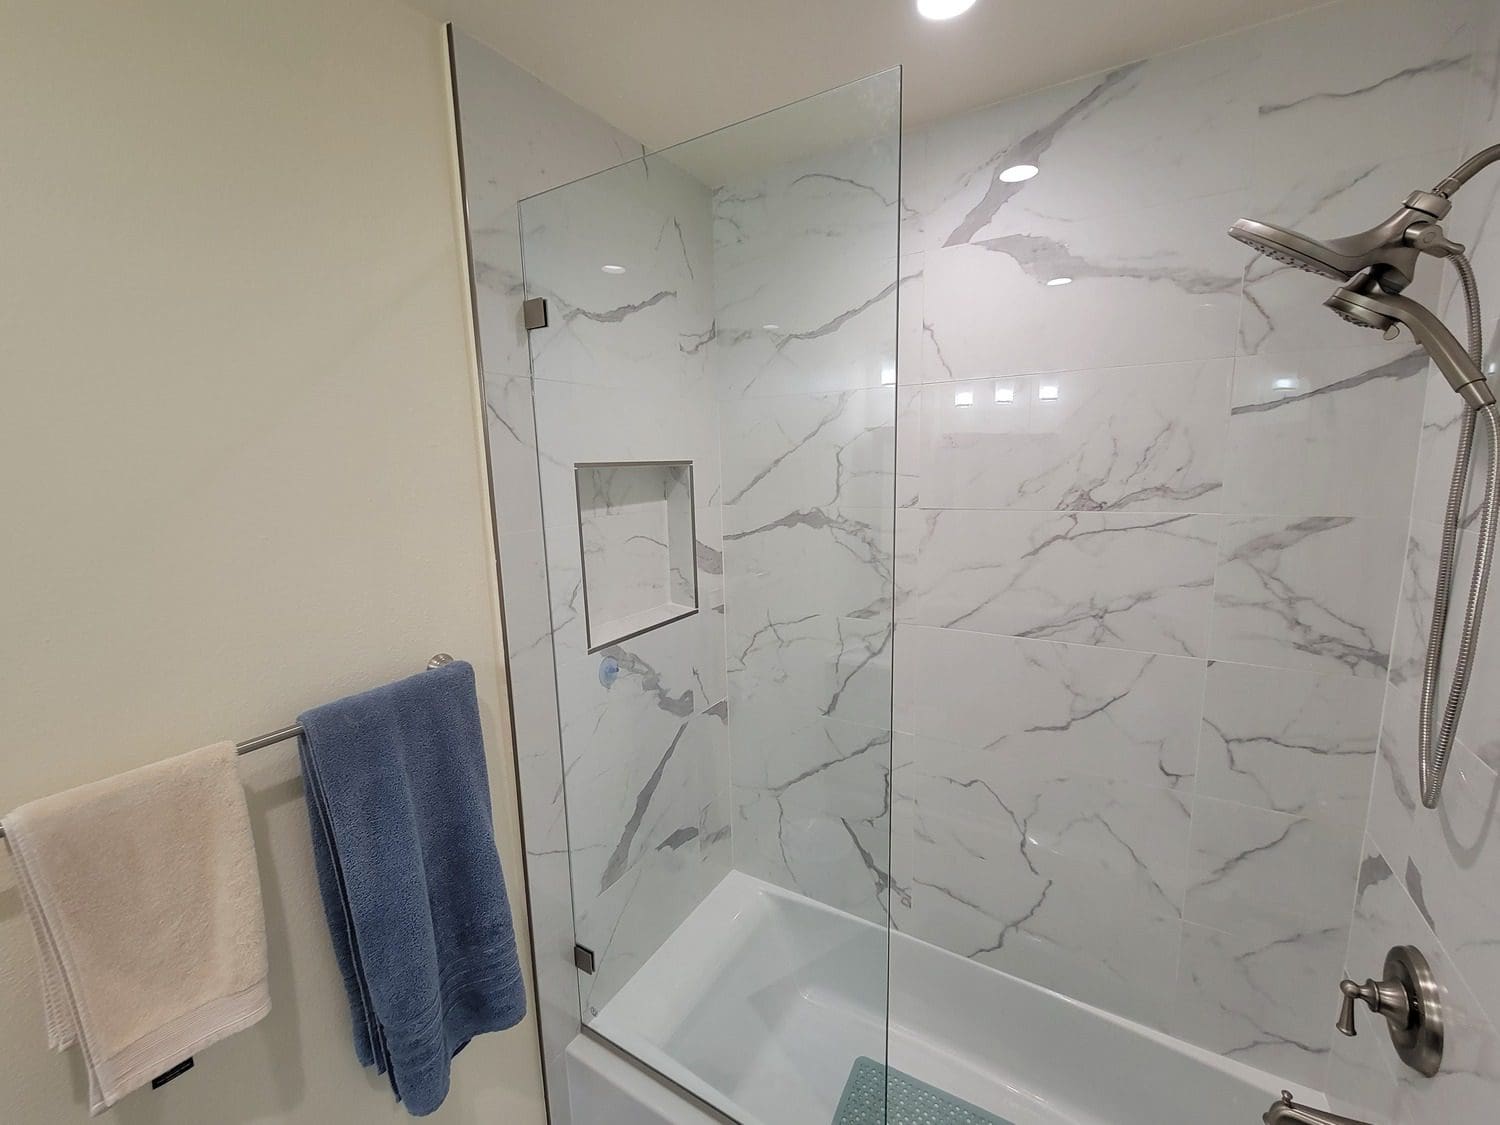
[1273,377,1298,391]
[601,264,626,274]
[954,389,975,407]
[999,163,1039,183]
[994,385,1015,404]
[763,323,781,332]
[1038,385,1059,401]
[881,364,897,386]
[917,0,978,19]
[1046,276,1073,287]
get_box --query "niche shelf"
[575,460,698,652]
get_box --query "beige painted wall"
[0,1,546,1121]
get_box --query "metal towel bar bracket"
[0,654,456,840]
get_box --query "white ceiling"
[409,0,1329,150]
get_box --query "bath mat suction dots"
[832,1056,1014,1125]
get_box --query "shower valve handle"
[1336,976,1413,1037]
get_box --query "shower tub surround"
[884,0,1496,1104]
[452,0,1500,1121]
[870,2,1500,1122]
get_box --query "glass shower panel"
[518,69,900,1124]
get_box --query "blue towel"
[297,660,527,1116]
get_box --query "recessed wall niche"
[575,461,698,651]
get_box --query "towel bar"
[0,654,456,840]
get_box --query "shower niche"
[575,460,698,651]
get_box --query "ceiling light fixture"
[917,0,978,20]
[1038,385,1059,401]
[995,385,1015,404]
[1046,276,1073,287]
[601,264,626,274]
[954,389,975,407]
[999,163,1039,183]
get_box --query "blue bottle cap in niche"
[598,656,620,687]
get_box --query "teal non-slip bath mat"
[832,1056,1015,1125]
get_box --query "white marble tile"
[732,786,892,924]
[902,733,1192,919]
[1408,365,1489,534]
[897,508,1217,657]
[730,715,889,825]
[556,629,708,901]
[894,379,922,510]
[1247,0,1476,178]
[531,374,724,531]
[484,372,545,535]
[727,610,892,738]
[895,624,1204,789]
[921,191,1246,378]
[576,819,726,1016]
[521,153,715,397]
[450,32,641,379]
[1209,514,1408,678]
[900,806,1184,1029]
[910,39,1256,250]
[1172,920,1346,1090]
[720,386,895,514]
[896,252,924,389]
[1387,516,1446,701]
[1404,742,1500,1029]
[711,140,900,401]
[1185,796,1363,938]
[1224,345,1429,517]
[450,37,653,1113]
[1197,661,1384,826]
[913,360,1230,512]
[1367,685,1419,873]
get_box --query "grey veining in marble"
[1210,514,1407,677]
[898,508,1217,656]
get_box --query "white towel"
[2,742,270,1114]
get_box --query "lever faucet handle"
[1337,979,1371,1036]
[1337,977,1413,1037]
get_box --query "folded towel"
[2,742,270,1115]
[297,660,526,1116]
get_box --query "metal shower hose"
[1418,250,1499,807]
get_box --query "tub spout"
[1263,1091,1375,1125]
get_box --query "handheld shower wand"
[1230,147,1500,808]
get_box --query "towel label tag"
[151,1058,194,1089]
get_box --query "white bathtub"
[572,871,1325,1125]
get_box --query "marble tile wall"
[449,33,686,1125]
[1328,6,1500,1121]
[519,145,732,1021]
[711,102,902,927]
[458,1,1500,1117]
[892,0,1488,1097]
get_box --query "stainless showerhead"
[1229,219,1359,280]
[1228,190,1454,294]
[1327,271,1494,409]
